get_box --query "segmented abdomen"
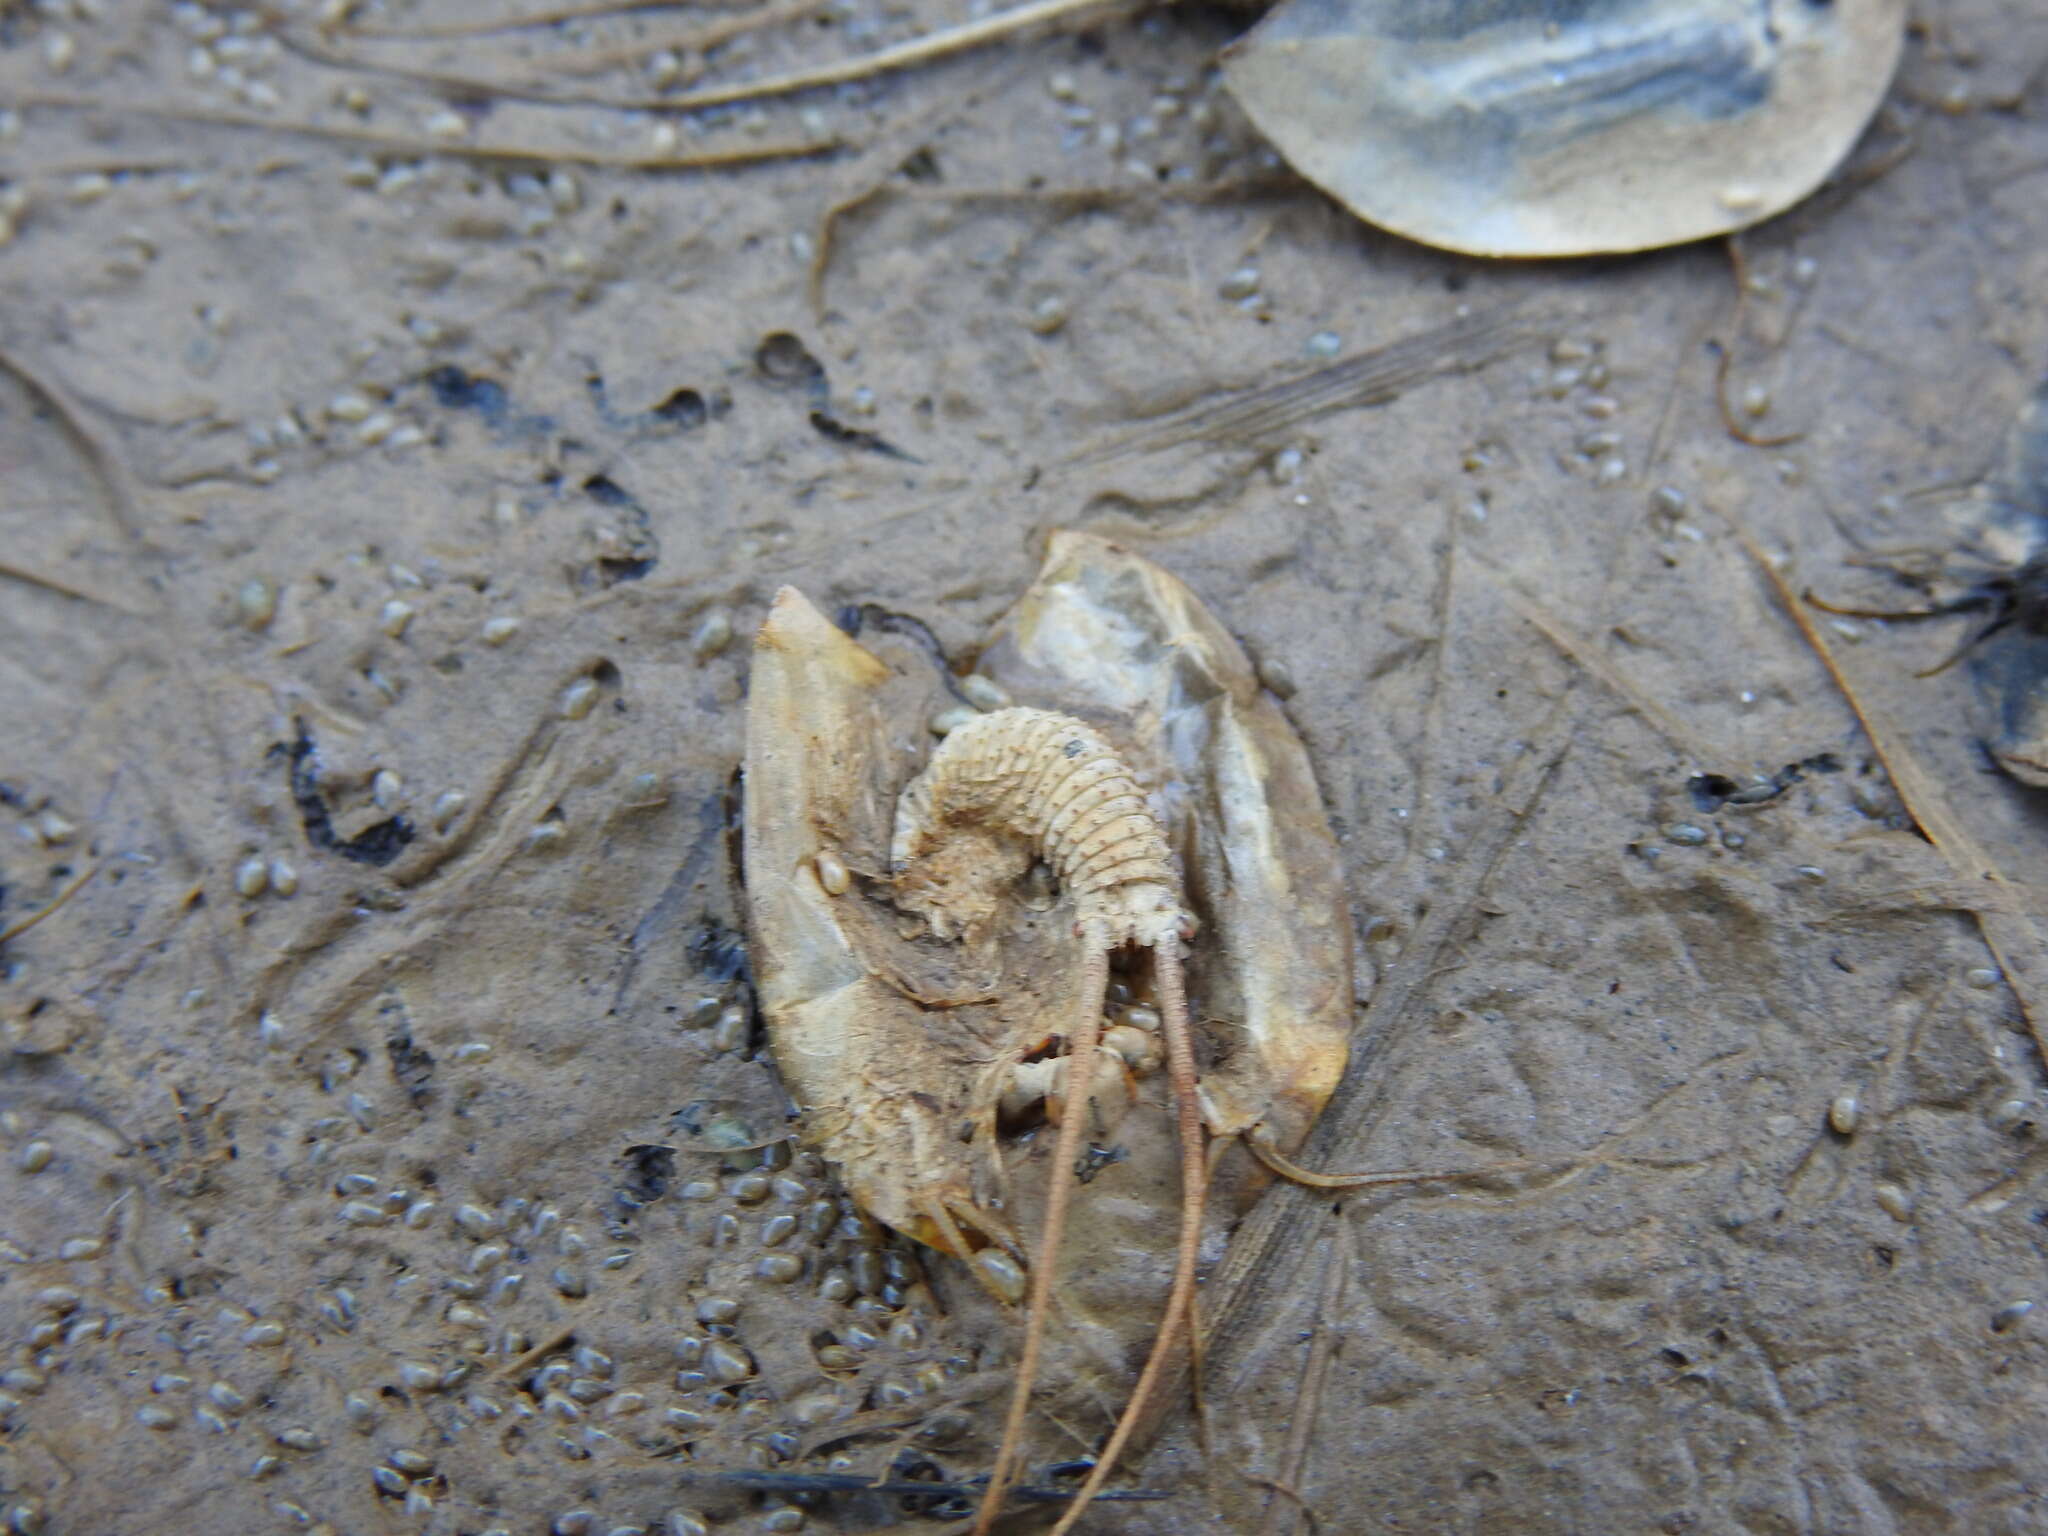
[893,708,1180,927]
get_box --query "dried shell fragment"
[1220,0,1907,257]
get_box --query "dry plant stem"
[1046,943,1207,1536]
[1255,1242,1344,1536]
[343,0,754,39]
[0,864,98,945]
[662,0,1120,111]
[1481,559,1731,765]
[12,91,833,170]
[530,0,827,79]
[0,558,127,610]
[1710,339,1805,448]
[281,0,827,109]
[972,942,1109,1536]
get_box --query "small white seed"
[237,579,276,631]
[1218,265,1260,301]
[703,1339,753,1384]
[234,857,270,899]
[431,791,467,832]
[1828,1094,1859,1136]
[379,599,414,638]
[481,615,520,646]
[690,609,733,661]
[814,851,850,896]
[268,858,297,897]
[930,706,979,737]
[958,674,1011,711]
[971,1249,1026,1305]
[1026,295,1068,336]
[561,677,599,720]
[1874,1183,1912,1223]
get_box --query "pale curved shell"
[743,586,1034,1257]
[1221,0,1907,258]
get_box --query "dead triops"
[743,531,1509,1529]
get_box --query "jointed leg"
[1047,941,1206,1536]
[971,941,1110,1535]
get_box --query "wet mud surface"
[4,1,2048,1532]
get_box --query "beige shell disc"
[1220,0,1907,258]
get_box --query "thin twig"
[1477,561,1731,767]
[1724,510,2048,1075]
[0,559,132,612]
[1255,1239,1343,1536]
[0,864,99,946]
[344,0,754,40]
[12,91,836,170]
[522,0,826,79]
[275,0,826,109]
[1709,338,1805,448]
[660,0,1122,111]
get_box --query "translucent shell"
[1221,0,1908,257]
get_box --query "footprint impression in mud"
[742,531,1357,1527]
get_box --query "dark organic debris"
[426,365,509,427]
[580,474,659,583]
[755,331,828,400]
[1076,1141,1127,1184]
[384,1018,436,1108]
[808,408,919,462]
[678,1458,1169,1513]
[654,388,710,428]
[830,603,961,700]
[585,371,727,434]
[754,331,917,458]
[278,721,416,867]
[688,920,751,986]
[1689,753,1841,813]
[617,1142,676,1207]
